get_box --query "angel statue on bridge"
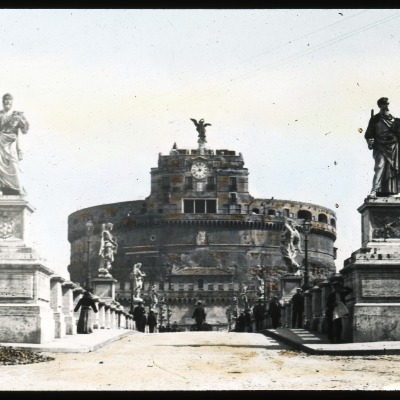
[98,222,118,278]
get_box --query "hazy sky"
[2,9,400,277]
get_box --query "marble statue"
[98,222,118,278]
[132,262,146,300]
[0,93,29,195]
[365,97,400,197]
[150,284,159,311]
[281,220,302,273]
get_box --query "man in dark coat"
[364,97,400,197]
[244,308,253,332]
[326,282,353,343]
[147,310,157,333]
[269,296,282,329]
[192,301,206,331]
[291,288,304,328]
[133,301,146,332]
[235,311,246,332]
[252,299,266,331]
[74,291,98,334]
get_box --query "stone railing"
[279,278,340,336]
[49,274,135,340]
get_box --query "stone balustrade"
[44,275,135,342]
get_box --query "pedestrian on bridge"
[74,291,98,334]
[269,296,282,329]
[192,301,206,331]
[133,301,146,332]
[252,299,266,331]
[147,310,157,333]
[291,288,304,329]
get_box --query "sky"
[1,8,400,278]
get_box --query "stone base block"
[92,277,117,303]
[0,304,55,343]
[53,312,66,339]
[352,304,400,342]
[318,316,328,334]
[280,275,302,301]
[65,315,77,335]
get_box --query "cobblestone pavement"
[1,331,400,391]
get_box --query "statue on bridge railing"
[364,97,400,198]
[132,262,146,301]
[280,219,302,273]
[149,284,159,311]
[0,93,29,196]
[98,222,118,278]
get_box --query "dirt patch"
[0,346,55,365]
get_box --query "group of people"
[131,302,156,333]
[231,297,283,332]
[290,282,352,343]
[75,282,352,341]
[132,302,182,333]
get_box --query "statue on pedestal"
[149,284,159,311]
[98,223,118,278]
[281,220,302,273]
[132,262,146,300]
[0,93,29,195]
[190,118,211,149]
[365,97,400,198]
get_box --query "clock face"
[191,162,208,179]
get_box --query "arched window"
[268,209,276,216]
[330,218,336,228]
[318,213,328,223]
[297,210,312,220]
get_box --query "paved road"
[1,331,400,391]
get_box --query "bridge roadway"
[1,330,400,391]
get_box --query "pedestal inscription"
[361,278,400,297]
[95,283,112,298]
[0,273,33,298]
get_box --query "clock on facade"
[191,161,208,179]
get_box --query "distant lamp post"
[129,265,135,315]
[167,305,172,328]
[302,220,312,289]
[85,220,94,292]
[159,297,167,330]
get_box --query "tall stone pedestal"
[92,277,117,304]
[0,196,55,343]
[280,274,302,302]
[341,197,400,342]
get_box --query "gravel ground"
[0,346,54,365]
[0,332,400,391]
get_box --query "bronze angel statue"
[190,118,211,140]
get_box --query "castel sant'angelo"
[68,119,337,330]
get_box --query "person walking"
[147,310,157,333]
[269,296,282,329]
[325,281,353,343]
[252,299,266,331]
[192,301,206,331]
[133,301,146,332]
[244,308,253,332]
[171,321,179,332]
[74,291,98,334]
[291,288,304,328]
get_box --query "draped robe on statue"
[0,110,29,194]
[365,114,400,195]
